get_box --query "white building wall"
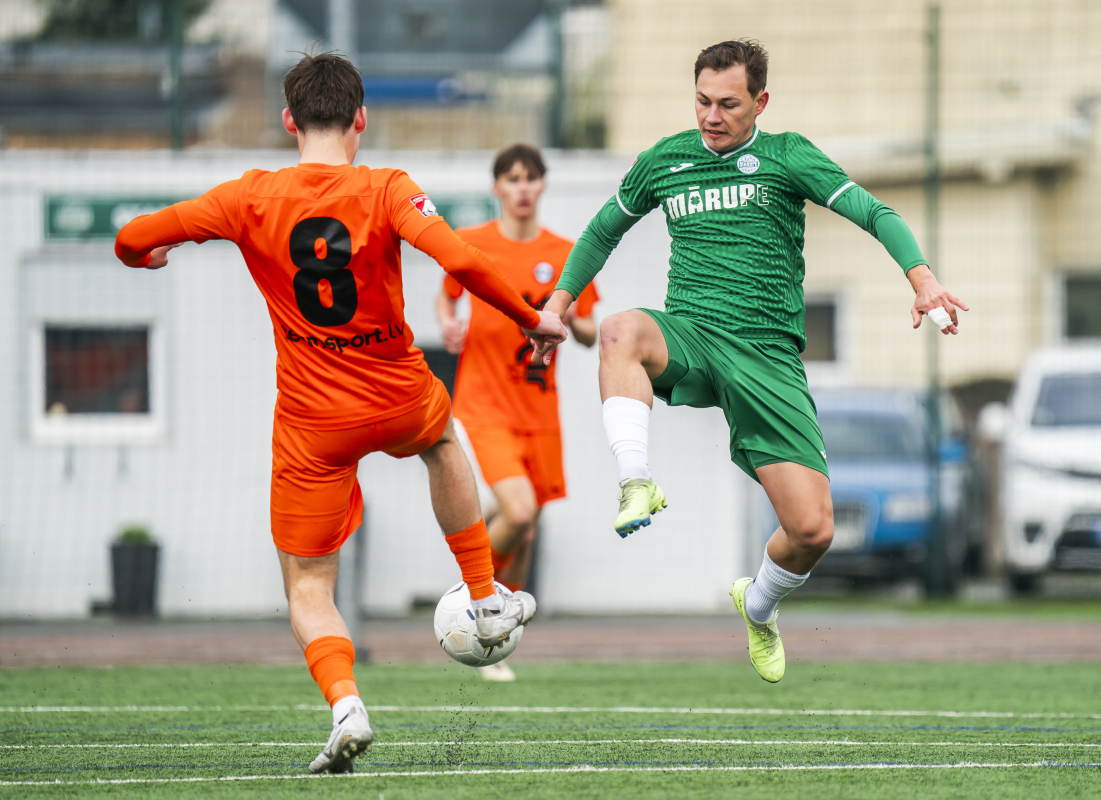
[0,149,753,619]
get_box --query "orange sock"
[490,546,514,574]
[446,519,496,600]
[304,635,359,706]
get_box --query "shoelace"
[619,482,649,513]
[747,616,781,655]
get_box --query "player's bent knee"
[599,313,642,356]
[812,529,834,556]
[502,504,536,532]
[784,511,833,557]
[800,520,834,556]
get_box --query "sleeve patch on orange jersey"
[409,193,438,217]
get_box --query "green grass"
[781,593,1101,619]
[2,661,1100,798]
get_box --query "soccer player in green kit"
[529,40,968,683]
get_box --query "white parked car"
[981,346,1101,592]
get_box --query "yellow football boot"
[729,577,785,683]
[614,478,667,537]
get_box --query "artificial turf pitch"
[1,660,1099,798]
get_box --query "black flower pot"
[111,543,159,615]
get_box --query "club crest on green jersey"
[737,154,760,174]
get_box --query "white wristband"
[928,307,952,330]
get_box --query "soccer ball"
[433,581,523,667]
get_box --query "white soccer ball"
[433,581,523,667]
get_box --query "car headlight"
[883,494,930,522]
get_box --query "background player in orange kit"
[436,145,597,680]
[113,53,567,774]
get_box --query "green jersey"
[557,126,926,350]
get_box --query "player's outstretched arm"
[116,180,243,269]
[829,187,968,335]
[555,196,639,305]
[114,207,190,269]
[534,195,642,364]
[415,223,567,346]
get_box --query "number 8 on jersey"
[290,216,357,327]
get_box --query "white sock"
[332,694,365,725]
[744,549,808,623]
[602,396,652,482]
[470,590,503,612]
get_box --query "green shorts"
[641,309,828,483]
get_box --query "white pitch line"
[3,739,1101,750]
[1,761,1099,787]
[3,704,1099,720]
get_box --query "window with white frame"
[31,322,164,444]
[45,326,150,414]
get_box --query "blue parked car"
[759,389,972,590]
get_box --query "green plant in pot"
[111,525,159,616]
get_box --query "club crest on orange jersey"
[533,261,555,284]
[409,194,438,217]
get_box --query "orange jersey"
[444,221,599,432]
[170,164,444,429]
[116,163,541,430]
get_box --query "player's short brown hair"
[492,144,546,180]
[694,40,769,97]
[283,52,364,133]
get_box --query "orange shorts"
[463,425,566,507]
[270,378,451,557]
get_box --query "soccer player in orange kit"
[113,54,567,774]
[436,145,598,681]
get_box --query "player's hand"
[907,264,968,335]
[441,316,466,354]
[146,243,183,269]
[523,310,568,366]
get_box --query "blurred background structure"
[1,0,1100,620]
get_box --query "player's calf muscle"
[420,437,482,535]
[278,551,347,649]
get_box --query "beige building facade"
[607,0,1101,392]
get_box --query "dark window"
[1032,373,1101,427]
[1065,275,1101,339]
[45,327,149,414]
[803,300,836,362]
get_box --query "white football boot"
[477,661,517,682]
[309,707,373,774]
[474,590,536,648]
